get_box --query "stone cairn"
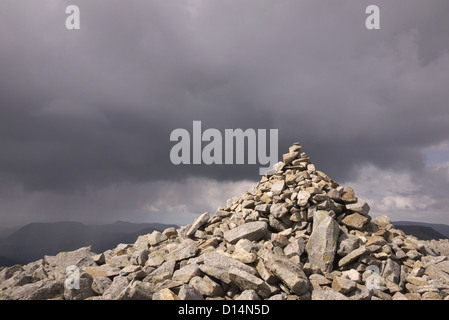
[1,143,449,300]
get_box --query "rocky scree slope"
[1,143,449,300]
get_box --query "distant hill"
[0,225,21,239]
[393,225,448,241]
[0,221,177,267]
[393,221,449,240]
[0,255,19,267]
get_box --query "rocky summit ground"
[1,143,449,300]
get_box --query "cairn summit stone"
[186,212,210,237]
[2,142,449,301]
[345,198,370,215]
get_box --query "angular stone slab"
[166,242,199,262]
[305,211,340,273]
[341,213,370,230]
[148,231,168,246]
[44,246,96,269]
[189,276,223,297]
[271,181,286,196]
[311,289,349,300]
[338,246,368,268]
[152,288,180,300]
[172,264,202,283]
[284,238,306,258]
[202,253,257,276]
[297,190,311,207]
[332,276,357,294]
[254,204,271,213]
[200,264,231,284]
[229,267,271,298]
[1,279,64,300]
[186,212,210,237]
[268,258,310,296]
[236,290,260,300]
[270,203,289,219]
[83,265,121,278]
[425,265,449,284]
[178,284,204,300]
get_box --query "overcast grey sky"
[0,0,448,226]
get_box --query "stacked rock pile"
[1,143,449,300]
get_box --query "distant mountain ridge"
[0,221,177,266]
[393,221,449,240]
[2,220,447,267]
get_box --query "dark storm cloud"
[1,0,449,223]
[1,0,281,192]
